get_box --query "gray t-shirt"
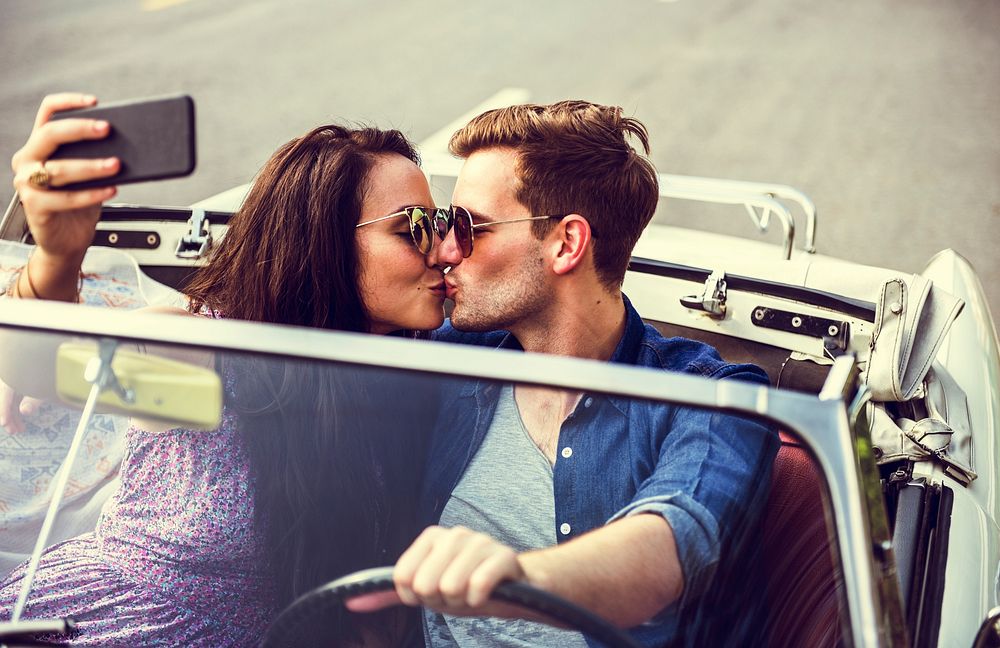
[424,385,589,647]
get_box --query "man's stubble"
[449,254,548,333]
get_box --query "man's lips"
[444,279,458,299]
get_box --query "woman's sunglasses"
[355,206,452,255]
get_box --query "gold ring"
[27,161,52,190]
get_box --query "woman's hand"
[10,93,121,299]
[0,379,43,435]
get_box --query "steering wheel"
[260,566,643,648]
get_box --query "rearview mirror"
[55,342,222,431]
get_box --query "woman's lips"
[428,281,446,297]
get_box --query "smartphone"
[48,94,196,190]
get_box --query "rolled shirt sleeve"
[609,365,779,603]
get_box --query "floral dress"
[0,358,274,647]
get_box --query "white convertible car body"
[0,158,997,647]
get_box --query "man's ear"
[550,214,592,276]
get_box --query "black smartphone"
[48,94,196,190]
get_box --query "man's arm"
[347,513,683,629]
[520,513,682,627]
[347,366,777,627]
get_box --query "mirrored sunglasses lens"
[408,208,432,254]
[452,206,473,257]
[433,209,451,239]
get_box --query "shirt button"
[559,523,572,535]
[561,447,573,459]
[583,397,594,408]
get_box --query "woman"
[0,93,452,645]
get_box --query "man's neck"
[510,287,627,362]
[506,286,627,463]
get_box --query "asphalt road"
[2,0,998,316]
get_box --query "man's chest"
[513,386,584,465]
[470,394,655,527]
[426,385,669,524]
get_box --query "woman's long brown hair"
[185,125,427,644]
[186,124,419,331]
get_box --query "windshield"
[0,308,848,647]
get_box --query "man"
[355,100,781,646]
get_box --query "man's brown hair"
[449,100,659,288]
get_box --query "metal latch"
[680,270,727,318]
[176,209,212,259]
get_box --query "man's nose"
[427,227,464,269]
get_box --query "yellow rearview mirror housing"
[55,342,223,431]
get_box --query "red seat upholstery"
[761,432,843,648]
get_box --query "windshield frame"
[0,299,904,646]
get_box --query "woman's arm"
[1,93,189,418]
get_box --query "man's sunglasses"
[355,206,452,255]
[448,205,562,258]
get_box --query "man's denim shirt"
[424,296,779,646]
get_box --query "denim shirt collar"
[456,294,644,402]
[608,294,646,366]
[603,295,648,416]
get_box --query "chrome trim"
[628,256,878,321]
[0,617,75,642]
[174,209,213,260]
[679,270,728,317]
[658,179,797,260]
[419,153,812,260]
[0,301,895,646]
[661,174,818,254]
[973,605,1000,648]
[847,381,908,645]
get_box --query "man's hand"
[396,526,524,611]
[347,515,683,630]
[346,526,528,618]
